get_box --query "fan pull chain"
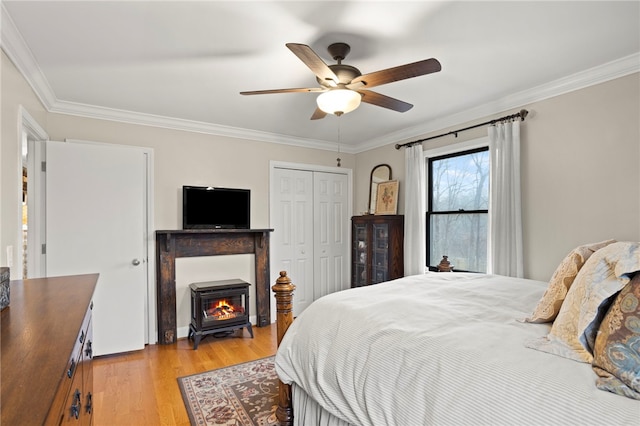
[336,117,342,167]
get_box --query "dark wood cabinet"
[352,215,404,287]
[1,274,97,426]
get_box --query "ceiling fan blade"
[240,87,325,95]
[286,43,339,86]
[310,107,327,120]
[349,58,441,89]
[357,90,413,112]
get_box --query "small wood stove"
[188,279,253,349]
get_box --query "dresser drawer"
[46,302,94,425]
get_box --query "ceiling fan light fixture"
[242,42,441,120]
[316,89,361,116]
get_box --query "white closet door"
[46,140,147,356]
[271,168,314,316]
[313,172,349,299]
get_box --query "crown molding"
[48,99,347,152]
[2,2,637,155]
[1,3,57,109]
[355,53,640,153]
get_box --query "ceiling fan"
[240,42,441,120]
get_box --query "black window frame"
[426,146,489,272]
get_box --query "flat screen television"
[182,186,250,229]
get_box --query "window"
[427,147,489,272]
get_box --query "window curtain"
[404,143,426,276]
[488,120,523,277]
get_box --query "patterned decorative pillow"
[526,241,640,363]
[525,240,616,323]
[592,273,640,400]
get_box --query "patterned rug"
[178,356,279,426]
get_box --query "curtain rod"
[394,109,529,150]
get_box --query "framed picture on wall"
[375,180,399,215]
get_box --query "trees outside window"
[427,147,489,272]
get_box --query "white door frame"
[19,106,49,279]
[269,161,353,321]
[63,139,156,345]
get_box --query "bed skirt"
[292,383,353,426]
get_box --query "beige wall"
[44,114,355,231]
[354,143,405,215]
[2,46,639,298]
[522,75,639,280]
[356,73,640,281]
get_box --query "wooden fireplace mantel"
[155,228,273,344]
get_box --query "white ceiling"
[2,1,639,153]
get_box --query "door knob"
[132,259,141,266]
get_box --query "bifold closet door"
[313,172,349,300]
[271,168,315,316]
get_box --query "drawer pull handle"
[67,359,76,378]
[85,392,93,414]
[71,389,81,419]
[85,340,93,358]
[79,330,85,344]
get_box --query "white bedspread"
[275,273,640,426]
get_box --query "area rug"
[178,356,279,426]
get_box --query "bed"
[272,241,640,425]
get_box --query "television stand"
[155,229,273,345]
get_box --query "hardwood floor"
[92,324,278,425]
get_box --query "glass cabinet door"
[353,223,367,287]
[372,223,389,284]
[351,215,404,287]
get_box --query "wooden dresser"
[1,274,98,425]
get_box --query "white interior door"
[46,140,147,356]
[271,168,314,316]
[313,172,349,299]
